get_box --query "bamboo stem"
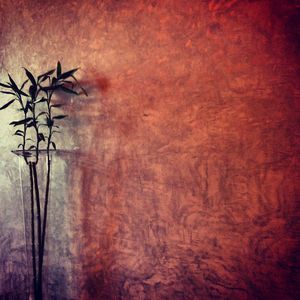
[32,163,43,300]
[41,150,51,278]
[29,162,37,299]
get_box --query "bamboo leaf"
[23,151,32,157]
[60,85,78,95]
[53,115,67,120]
[37,69,55,82]
[39,75,50,83]
[80,86,88,96]
[8,74,18,91]
[50,141,56,150]
[52,130,61,134]
[24,68,37,87]
[15,129,24,135]
[27,121,35,128]
[59,68,78,80]
[71,75,88,96]
[57,61,62,78]
[62,80,74,86]
[10,117,33,126]
[41,84,62,91]
[20,79,28,91]
[19,89,29,97]
[0,99,15,110]
[14,132,23,137]
[61,80,74,89]
[50,104,63,108]
[29,85,37,99]
[14,130,24,136]
[1,91,16,96]
[0,82,11,88]
[36,112,47,118]
[8,74,28,97]
[34,97,47,104]
[70,75,78,82]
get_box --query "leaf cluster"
[0,62,87,153]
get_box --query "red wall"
[0,0,299,299]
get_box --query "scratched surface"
[0,0,299,299]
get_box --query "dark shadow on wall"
[62,73,120,299]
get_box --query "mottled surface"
[0,0,300,299]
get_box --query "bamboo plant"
[0,62,87,300]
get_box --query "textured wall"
[0,0,299,299]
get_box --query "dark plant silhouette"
[0,62,87,300]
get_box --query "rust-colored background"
[0,0,299,299]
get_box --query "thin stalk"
[31,98,40,164]
[16,94,29,163]
[41,150,51,273]
[32,163,43,300]
[46,90,54,150]
[29,163,37,299]
[22,114,27,151]
[40,90,53,275]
